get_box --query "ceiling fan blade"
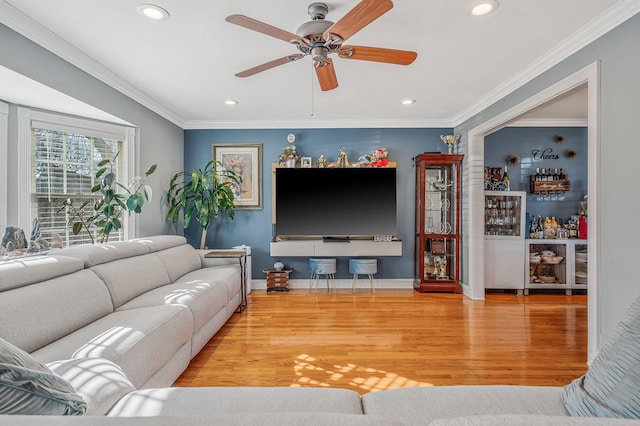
[338,45,417,65]
[323,0,393,43]
[226,14,308,45]
[315,59,338,91]
[236,54,306,78]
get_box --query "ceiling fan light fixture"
[401,99,416,105]
[224,100,239,105]
[137,4,170,21]
[470,0,499,16]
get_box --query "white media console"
[270,240,402,257]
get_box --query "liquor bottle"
[540,168,546,181]
[553,168,559,181]
[535,168,541,181]
[502,166,510,191]
[559,168,565,180]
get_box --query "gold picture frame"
[212,143,262,209]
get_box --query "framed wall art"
[300,157,312,168]
[212,143,262,209]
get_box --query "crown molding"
[2,0,638,131]
[507,118,588,127]
[452,0,640,127]
[0,1,186,128]
[183,118,454,130]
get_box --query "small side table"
[263,269,292,292]
[205,249,247,312]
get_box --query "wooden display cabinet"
[414,154,463,293]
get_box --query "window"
[33,129,124,245]
[18,108,136,247]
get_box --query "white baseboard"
[250,278,414,292]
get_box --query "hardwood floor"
[174,290,588,395]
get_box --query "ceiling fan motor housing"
[308,2,328,20]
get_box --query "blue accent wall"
[184,127,452,280]
[484,127,588,224]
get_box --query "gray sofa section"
[0,235,242,389]
[1,236,638,424]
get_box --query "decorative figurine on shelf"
[317,155,327,168]
[279,144,299,168]
[336,148,350,168]
[369,148,389,167]
[440,134,461,154]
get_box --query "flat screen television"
[275,167,397,239]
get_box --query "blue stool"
[309,258,337,291]
[349,258,377,292]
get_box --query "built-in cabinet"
[525,240,588,295]
[484,191,526,293]
[414,154,463,293]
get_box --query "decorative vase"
[273,261,284,271]
[286,158,296,168]
[440,134,461,154]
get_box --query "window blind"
[32,127,125,246]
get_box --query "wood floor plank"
[174,290,588,394]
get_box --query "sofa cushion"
[32,305,193,389]
[152,244,202,283]
[108,386,364,416]
[131,235,188,253]
[0,337,86,415]
[0,269,113,353]
[117,278,228,335]
[90,254,171,308]
[0,413,408,425]
[362,386,567,424]
[0,255,83,292]
[562,296,640,418]
[47,358,135,416]
[52,241,149,268]
[428,414,640,425]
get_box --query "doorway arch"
[464,61,600,361]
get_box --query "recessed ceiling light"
[470,0,499,16]
[401,99,416,105]
[224,100,239,105]
[137,4,170,21]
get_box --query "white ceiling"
[1,0,636,129]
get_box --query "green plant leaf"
[72,222,83,235]
[104,189,114,203]
[103,204,115,218]
[95,167,107,178]
[143,185,152,201]
[145,164,157,176]
[126,194,139,210]
[103,172,115,187]
[97,159,110,167]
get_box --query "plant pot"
[286,159,296,168]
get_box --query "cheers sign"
[531,148,560,160]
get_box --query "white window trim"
[0,101,8,232]
[17,107,138,241]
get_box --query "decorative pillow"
[562,296,640,418]
[0,337,87,415]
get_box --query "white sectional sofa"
[1,235,639,425]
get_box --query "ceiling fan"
[225,0,418,91]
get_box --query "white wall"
[0,23,184,237]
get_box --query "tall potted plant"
[63,151,157,244]
[166,160,240,249]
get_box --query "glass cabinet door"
[484,191,524,237]
[414,154,463,293]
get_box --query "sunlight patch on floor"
[291,354,434,392]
